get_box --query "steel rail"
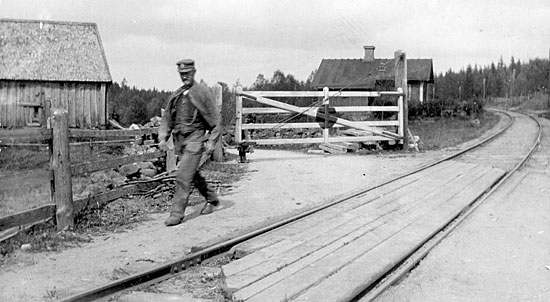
[356,113,543,302]
[58,110,515,302]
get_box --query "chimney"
[363,45,375,62]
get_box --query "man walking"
[158,59,221,226]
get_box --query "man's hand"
[205,140,215,155]
[158,138,168,151]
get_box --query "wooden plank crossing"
[222,160,506,302]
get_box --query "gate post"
[235,86,243,144]
[323,87,329,143]
[50,108,74,230]
[394,50,408,148]
[211,83,224,161]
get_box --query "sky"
[1,0,549,91]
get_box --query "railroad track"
[59,109,542,302]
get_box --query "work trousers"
[170,131,218,217]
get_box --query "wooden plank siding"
[99,84,106,125]
[0,81,6,127]
[0,80,108,129]
[68,83,76,127]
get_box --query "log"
[319,143,347,154]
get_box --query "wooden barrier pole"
[394,50,408,148]
[235,86,243,143]
[397,87,404,141]
[50,108,74,230]
[211,83,224,161]
[323,87,329,143]
[160,108,177,173]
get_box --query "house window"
[407,84,412,102]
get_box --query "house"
[0,18,112,129]
[311,46,434,104]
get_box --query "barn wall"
[0,80,108,129]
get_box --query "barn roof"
[0,18,112,82]
[311,58,434,90]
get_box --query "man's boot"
[200,200,219,215]
[165,196,188,226]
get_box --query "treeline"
[107,79,171,127]
[107,70,315,127]
[108,57,549,126]
[435,56,549,102]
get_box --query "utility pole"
[483,78,486,102]
[511,69,516,106]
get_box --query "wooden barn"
[0,18,112,129]
[311,46,434,104]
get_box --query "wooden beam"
[0,128,53,143]
[68,128,158,138]
[395,50,408,148]
[241,120,399,130]
[70,151,165,176]
[73,181,161,213]
[242,105,399,115]
[0,205,55,231]
[248,135,393,145]
[319,143,347,154]
[235,86,243,143]
[249,91,403,98]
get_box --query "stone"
[119,163,140,177]
[136,161,155,170]
[140,168,156,177]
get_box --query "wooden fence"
[0,121,169,233]
[235,88,405,145]
[235,50,409,147]
[0,83,223,234]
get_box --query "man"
[158,59,222,226]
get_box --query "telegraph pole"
[483,78,486,102]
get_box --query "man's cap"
[177,59,195,72]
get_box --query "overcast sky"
[1,0,548,91]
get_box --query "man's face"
[179,70,195,86]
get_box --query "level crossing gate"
[235,88,405,146]
[234,51,409,148]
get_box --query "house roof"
[311,58,434,90]
[0,18,112,82]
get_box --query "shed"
[0,18,112,129]
[312,46,434,104]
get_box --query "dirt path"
[373,117,550,302]
[0,113,511,301]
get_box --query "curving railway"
[60,109,543,302]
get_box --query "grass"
[408,111,499,150]
[0,144,128,217]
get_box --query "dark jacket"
[159,81,221,146]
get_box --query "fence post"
[235,86,243,144]
[397,87,404,142]
[50,108,74,230]
[323,87,330,143]
[160,108,177,173]
[394,50,408,148]
[211,83,224,161]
